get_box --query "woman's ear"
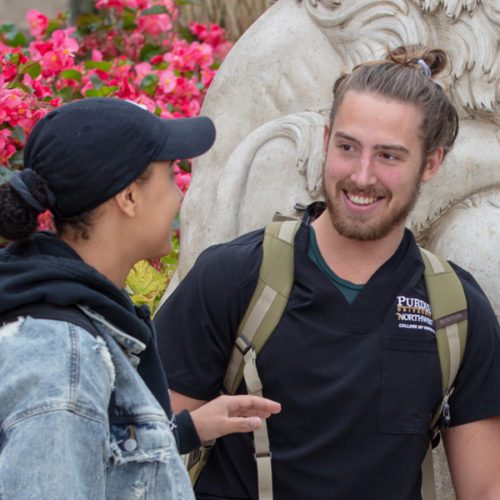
[421,147,445,183]
[113,182,140,217]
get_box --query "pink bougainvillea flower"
[0,129,16,165]
[132,94,157,113]
[26,9,49,38]
[37,210,55,232]
[95,0,126,11]
[91,49,103,62]
[174,164,191,193]
[192,42,214,68]
[23,74,53,100]
[189,22,232,60]
[29,39,53,59]
[157,69,176,94]
[134,61,152,81]
[0,62,18,84]
[137,13,172,36]
[51,28,79,59]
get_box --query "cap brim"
[156,116,216,161]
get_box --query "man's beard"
[323,178,421,241]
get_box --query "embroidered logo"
[396,296,435,334]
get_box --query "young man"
[155,47,500,499]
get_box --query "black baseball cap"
[23,97,216,218]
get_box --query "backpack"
[188,220,468,500]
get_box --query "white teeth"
[348,193,378,205]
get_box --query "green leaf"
[84,60,113,72]
[74,13,105,35]
[8,151,24,169]
[7,33,27,47]
[1,24,27,46]
[5,51,20,65]
[61,69,83,82]
[85,88,103,97]
[175,0,201,5]
[0,166,13,185]
[140,5,168,15]
[0,23,14,33]
[140,73,158,96]
[177,159,191,173]
[139,43,162,62]
[99,85,118,96]
[7,81,31,93]
[46,18,64,36]
[152,61,169,70]
[122,10,138,30]
[57,86,76,102]
[126,260,169,315]
[178,26,194,43]
[90,73,103,88]
[21,62,42,79]
[10,126,26,144]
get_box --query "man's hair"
[329,45,459,157]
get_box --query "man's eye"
[381,152,398,161]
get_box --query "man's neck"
[311,211,405,285]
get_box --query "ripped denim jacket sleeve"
[0,315,194,500]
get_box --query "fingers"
[225,395,281,417]
[226,416,263,434]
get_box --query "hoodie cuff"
[175,409,201,454]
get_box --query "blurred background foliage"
[177,0,270,40]
[1,0,272,41]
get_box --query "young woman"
[0,98,280,499]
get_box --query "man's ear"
[113,182,139,217]
[421,147,445,183]
[323,124,330,156]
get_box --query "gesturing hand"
[190,394,281,443]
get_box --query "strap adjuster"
[235,335,253,355]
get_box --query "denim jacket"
[0,308,195,500]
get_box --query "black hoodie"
[0,231,199,453]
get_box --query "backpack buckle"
[235,335,253,355]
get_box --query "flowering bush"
[0,0,231,313]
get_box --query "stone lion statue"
[170,4,499,496]
[176,0,499,328]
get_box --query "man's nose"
[351,154,377,186]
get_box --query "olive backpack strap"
[419,248,468,500]
[188,220,301,498]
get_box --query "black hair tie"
[9,169,56,214]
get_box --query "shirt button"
[124,439,138,452]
